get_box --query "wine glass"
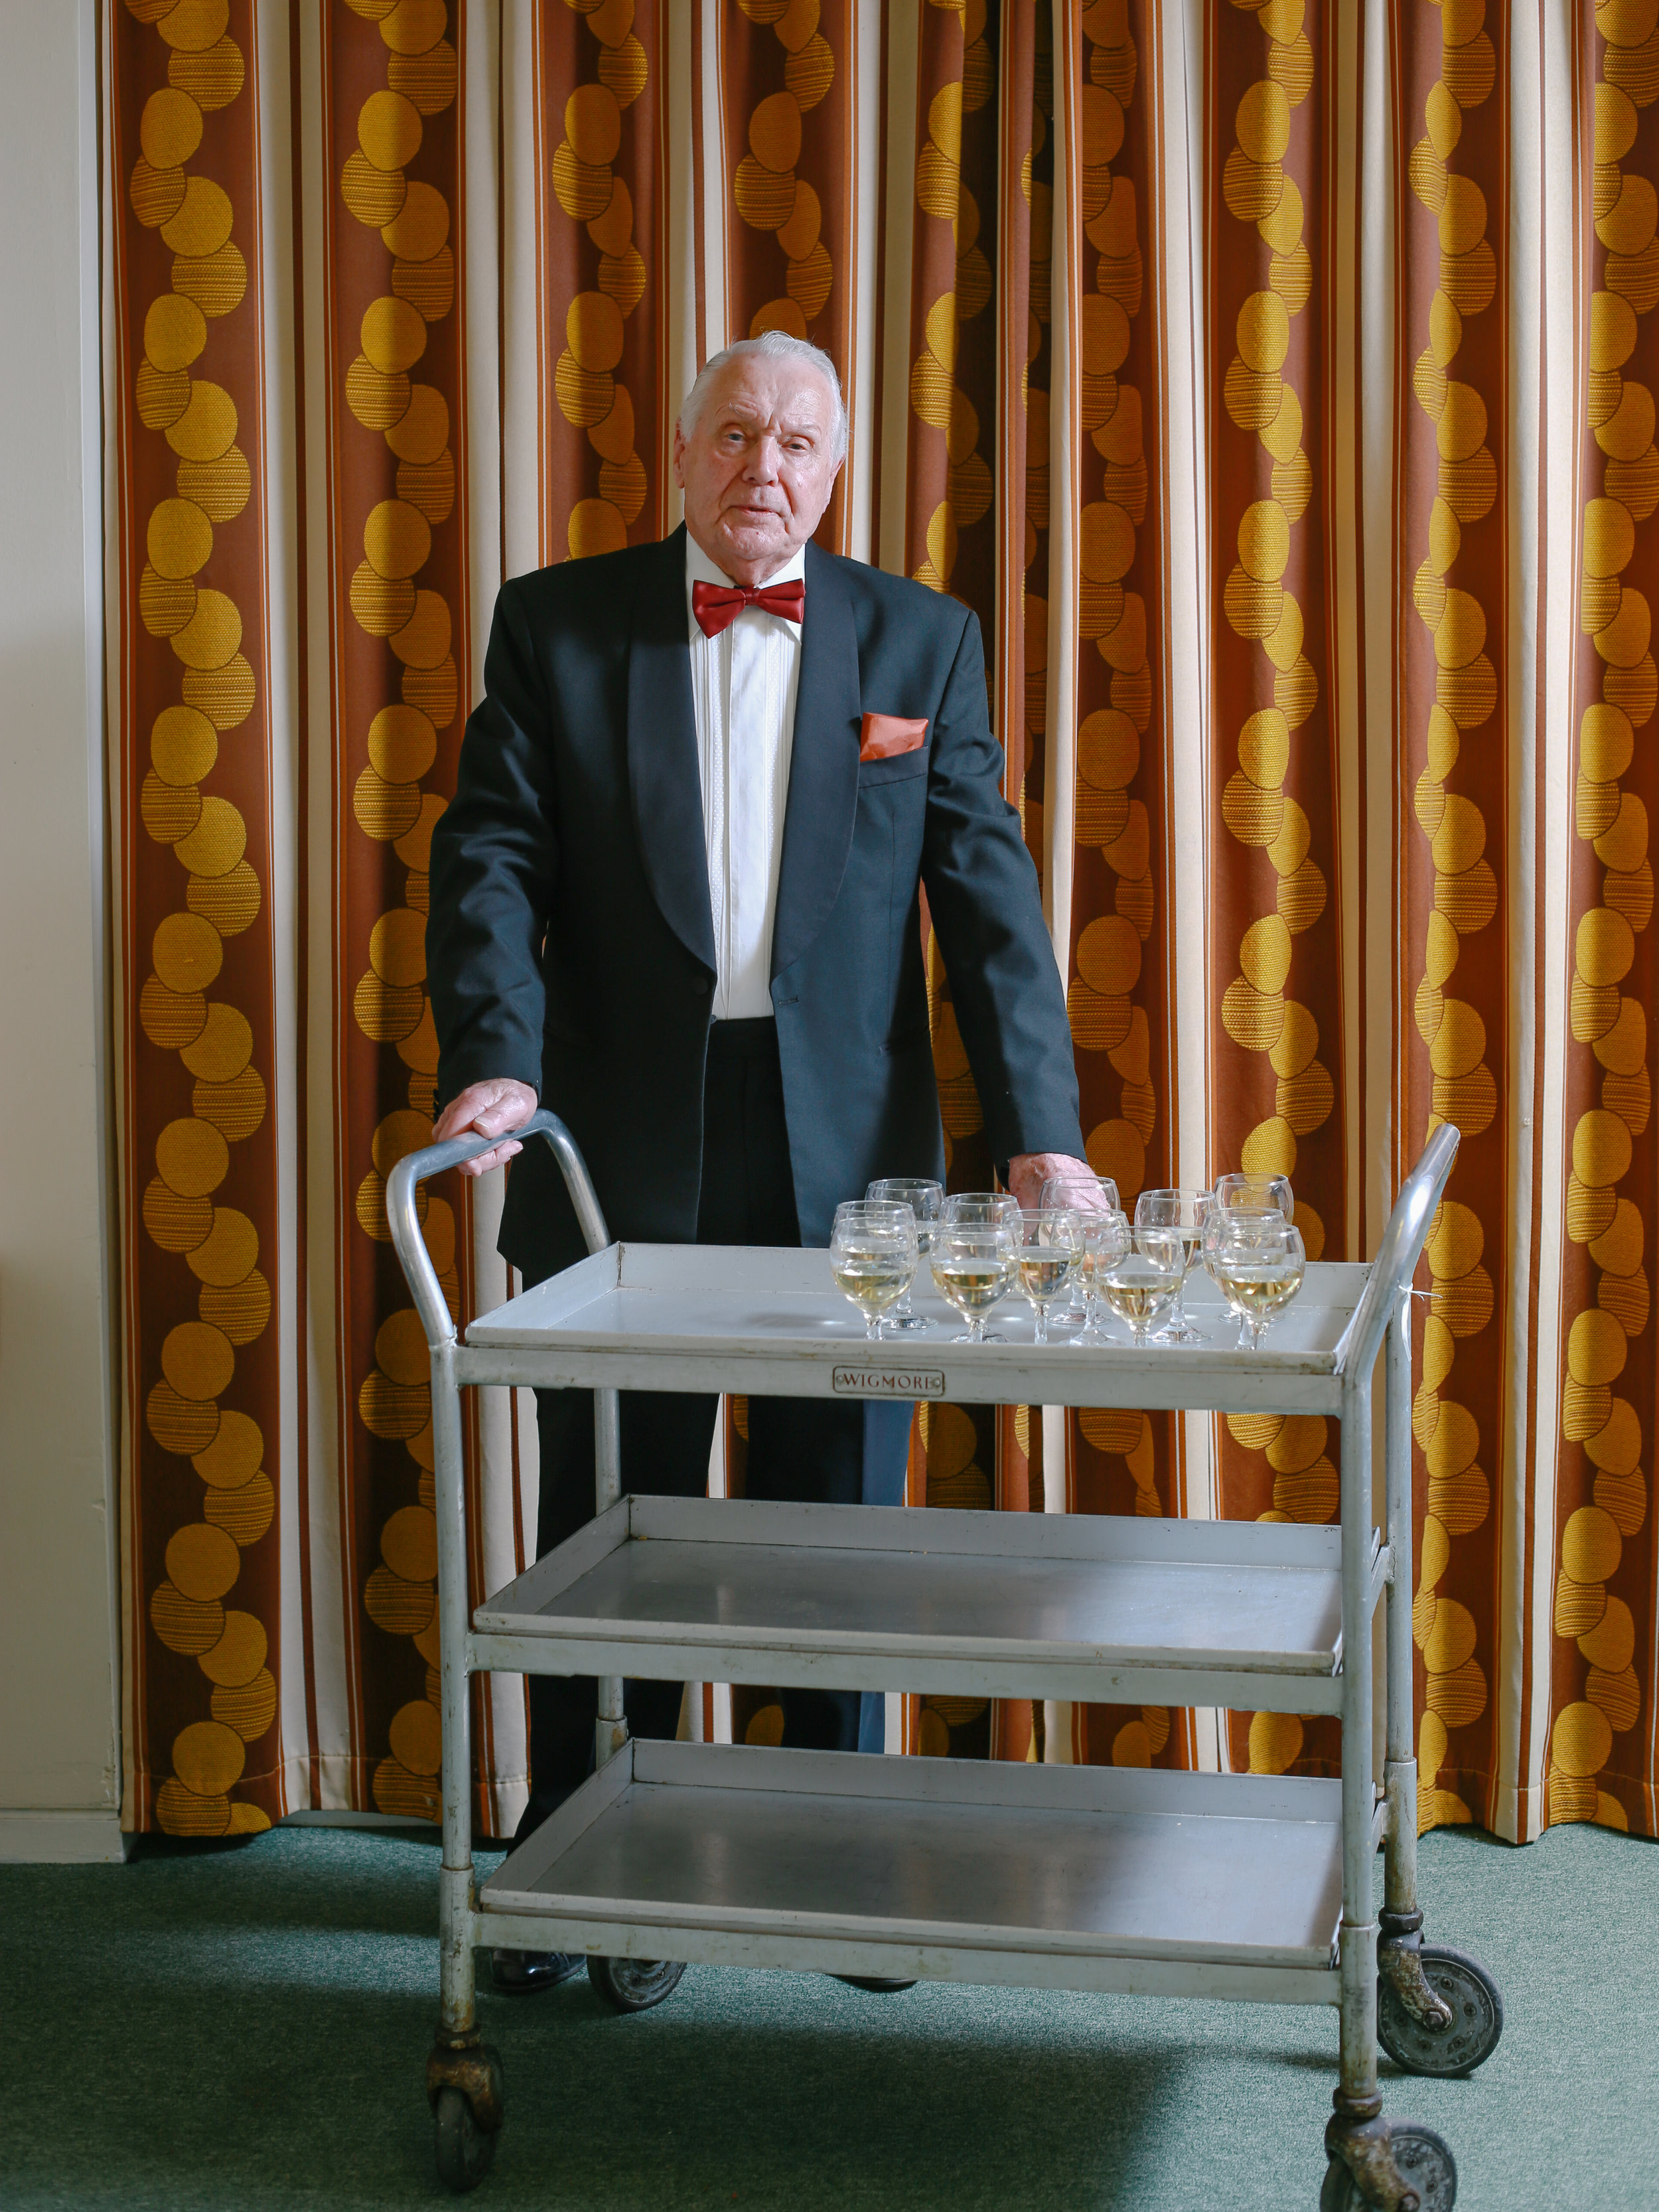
[867,1178,944,1331]
[1135,1188,1212,1345]
[1206,1172,1293,1256]
[1210,1215,1306,1350]
[1073,1208,1131,1347]
[1015,1209,1083,1345]
[1096,1224,1185,1349]
[942,1191,1022,1226]
[1204,1175,1293,1342]
[1039,1170,1120,1325]
[830,1200,918,1342]
[1038,1171,1120,1214]
[930,1217,1018,1344]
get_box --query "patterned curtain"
[107,0,1656,1848]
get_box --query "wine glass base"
[1152,1316,1207,1346]
[885,1312,932,1332]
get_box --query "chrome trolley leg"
[1372,1290,1503,2095]
[385,1112,645,2182]
[1376,1290,1453,2042]
[593,1384,627,1773]
[425,1331,504,2187]
[1323,1322,1457,2211]
[1333,1368,1380,2120]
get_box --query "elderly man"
[428,330,1090,1988]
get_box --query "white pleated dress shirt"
[684,533,806,1020]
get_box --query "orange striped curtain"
[106,0,1654,1848]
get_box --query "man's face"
[672,354,844,584]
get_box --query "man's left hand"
[1007,1153,1106,1213]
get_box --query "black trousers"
[520,1017,911,1836]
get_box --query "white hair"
[680,331,848,462]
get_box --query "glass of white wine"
[930,1218,1018,1345]
[1135,1188,1212,1345]
[1039,1170,1119,1326]
[1206,1173,1293,1257]
[1015,1209,1083,1345]
[1211,1216,1306,1349]
[830,1200,918,1342]
[867,1177,943,1331]
[1074,1208,1131,1346]
[942,1191,1022,1227]
[1096,1225,1185,1349]
[1204,1175,1293,1344]
[1039,1172,1120,1213]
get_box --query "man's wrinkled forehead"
[702,366,835,441]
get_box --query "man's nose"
[743,436,782,481]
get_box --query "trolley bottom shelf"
[478,1739,1348,2004]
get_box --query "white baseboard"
[0,1809,131,1863]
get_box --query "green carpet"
[1,1817,1652,2209]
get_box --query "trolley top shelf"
[461,1243,1373,1414]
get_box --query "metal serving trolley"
[389,1116,1501,2207]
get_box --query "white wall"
[0,0,123,1861]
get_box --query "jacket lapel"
[626,526,716,974]
[772,540,861,980]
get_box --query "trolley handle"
[386,1109,612,1350]
[1335,1122,1461,1378]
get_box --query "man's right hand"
[432,1078,539,1177]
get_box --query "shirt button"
[691,974,710,996]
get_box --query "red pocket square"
[860,712,929,763]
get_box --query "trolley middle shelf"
[471,1495,1385,1715]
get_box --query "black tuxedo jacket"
[427,526,1084,1284]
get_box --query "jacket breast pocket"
[857,749,930,789]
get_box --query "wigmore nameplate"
[831,1365,946,1399]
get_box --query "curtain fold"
[108,0,1656,1848]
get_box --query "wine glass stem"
[969,1317,985,1345]
[866,1313,882,1341]
[1033,1308,1048,1346]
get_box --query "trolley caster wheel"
[434,2086,496,2193]
[1320,2124,1456,2212]
[587,1955,687,2013]
[426,2037,503,2195]
[1378,1943,1504,2078]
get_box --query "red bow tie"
[692,575,806,638]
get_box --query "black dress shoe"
[490,1947,585,1994]
[832,1974,918,1992]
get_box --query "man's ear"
[670,419,687,488]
